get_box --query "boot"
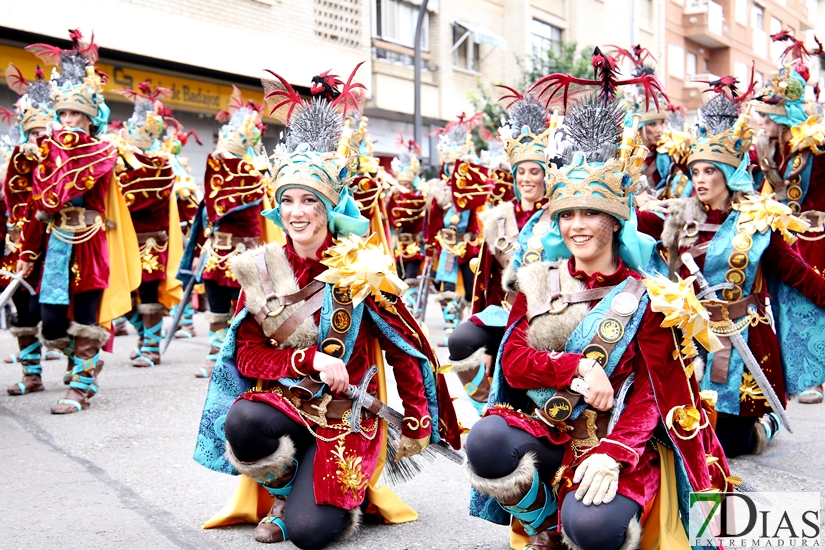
[123,309,145,360]
[51,323,109,414]
[6,327,44,395]
[464,454,561,547]
[449,347,491,415]
[225,436,297,544]
[114,317,130,336]
[196,312,231,378]
[132,303,164,368]
[171,301,197,338]
[434,291,463,347]
[753,412,782,455]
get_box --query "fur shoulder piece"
[502,257,519,293]
[479,202,517,254]
[230,243,318,349]
[661,196,706,249]
[427,178,452,210]
[516,259,589,353]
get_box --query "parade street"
[0,299,822,550]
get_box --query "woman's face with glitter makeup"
[515,161,545,204]
[59,110,92,134]
[558,209,620,274]
[691,161,730,212]
[279,188,329,258]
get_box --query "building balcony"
[683,0,729,49]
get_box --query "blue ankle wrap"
[499,470,558,535]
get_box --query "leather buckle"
[57,206,86,230]
[546,292,569,315]
[684,221,699,238]
[399,233,414,244]
[439,228,457,246]
[802,211,825,232]
[212,231,233,250]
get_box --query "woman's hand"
[573,453,620,506]
[16,260,33,278]
[579,359,614,411]
[312,352,349,393]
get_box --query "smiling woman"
[278,189,329,258]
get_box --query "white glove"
[573,453,620,506]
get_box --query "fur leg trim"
[137,302,166,314]
[431,291,462,304]
[41,335,72,351]
[224,437,296,480]
[448,346,488,373]
[404,278,420,288]
[502,257,519,293]
[67,322,110,345]
[561,516,641,550]
[463,452,537,502]
[204,311,232,324]
[335,507,363,542]
[10,326,39,338]
[693,357,705,383]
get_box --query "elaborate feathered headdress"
[496,86,556,168]
[114,81,173,150]
[434,112,481,168]
[4,63,54,140]
[261,63,370,237]
[392,134,421,184]
[214,86,265,157]
[26,30,109,132]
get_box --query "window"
[752,4,764,30]
[374,0,428,50]
[755,70,764,87]
[453,23,480,71]
[735,0,748,25]
[734,61,748,83]
[531,19,562,55]
[668,44,685,78]
[686,52,697,78]
[770,16,782,35]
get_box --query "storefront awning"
[453,20,505,49]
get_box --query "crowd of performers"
[3,29,825,550]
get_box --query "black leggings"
[448,321,504,362]
[41,290,103,341]
[397,259,421,281]
[466,416,640,550]
[204,280,240,315]
[714,413,758,458]
[12,290,41,329]
[439,261,475,302]
[224,400,352,550]
[138,280,160,304]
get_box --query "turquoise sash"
[526,279,649,420]
[699,210,770,415]
[435,207,470,284]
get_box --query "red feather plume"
[5,63,28,96]
[0,107,16,126]
[329,61,366,118]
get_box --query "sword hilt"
[0,270,36,296]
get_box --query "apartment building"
[0,0,667,173]
[663,0,819,112]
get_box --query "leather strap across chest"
[679,200,721,242]
[526,268,615,323]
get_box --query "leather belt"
[211,231,260,251]
[679,200,721,240]
[801,210,825,232]
[262,381,378,425]
[53,207,116,231]
[703,293,763,322]
[136,230,168,245]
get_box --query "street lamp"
[414,0,429,165]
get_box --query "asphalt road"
[1,300,824,550]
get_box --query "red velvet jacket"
[233,237,460,509]
[638,206,825,414]
[487,259,730,514]
[2,146,43,286]
[23,129,118,294]
[386,187,426,263]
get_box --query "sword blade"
[0,279,22,310]
[161,276,196,354]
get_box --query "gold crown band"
[53,101,98,118]
[272,175,342,206]
[752,102,786,117]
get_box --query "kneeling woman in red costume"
[463,70,731,550]
[193,67,460,550]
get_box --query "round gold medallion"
[738,221,756,235]
[722,286,743,302]
[533,222,550,237]
[792,155,802,169]
[332,286,353,305]
[450,214,461,226]
[597,318,624,344]
[788,201,801,213]
[732,234,752,252]
[331,308,352,332]
[728,252,749,270]
[528,236,543,251]
[725,268,746,286]
[787,186,803,201]
[543,395,572,421]
[321,337,346,359]
[583,343,609,367]
[523,251,541,265]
